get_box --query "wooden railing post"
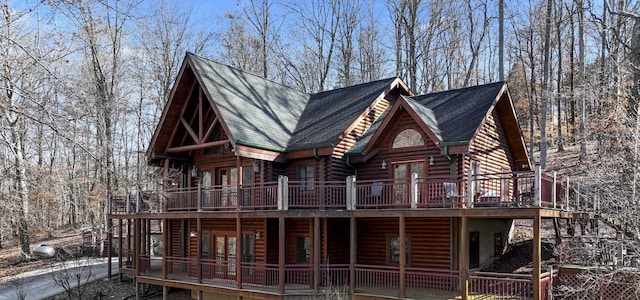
[411,173,418,209]
[466,172,473,208]
[277,175,284,210]
[552,171,557,208]
[197,182,202,212]
[534,165,541,207]
[346,176,356,211]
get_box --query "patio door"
[202,170,211,207]
[241,166,254,206]
[215,234,236,277]
[393,161,424,204]
[218,167,238,206]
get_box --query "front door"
[393,161,425,205]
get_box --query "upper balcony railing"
[109,166,597,214]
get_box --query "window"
[296,236,310,263]
[392,129,424,148]
[389,236,410,264]
[298,165,315,191]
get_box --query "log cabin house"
[107,52,587,300]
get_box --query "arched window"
[392,129,424,148]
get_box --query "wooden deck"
[110,170,594,215]
[130,256,553,299]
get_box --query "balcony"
[110,168,596,214]
[134,256,555,299]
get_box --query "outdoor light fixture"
[429,156,435,165]
[254,160,260,172]
[381,160,387,169]
[256,231,262,239]
[189,230,197,237]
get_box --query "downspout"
[345,154,357,177]
[444,145,453,163]
[313,147,320,160]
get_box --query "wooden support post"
[460,216,469,300]
[399,216,406,298]
[410,173,418,209]
[119,218,123,282]
[278,217,285,294]
[533,214,542,300]
[162,218,168,280]
[197,217,202,284]
[349,217,356,294]
[162,286,168,300]
[313,217,320,293]
[107,217,112,278]
[134,219,140,276]
[236,215,242,289]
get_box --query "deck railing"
[111,168,598,214]
[138,257,543,299]
[469,271,533,299]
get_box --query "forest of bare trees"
[0,0,639,262]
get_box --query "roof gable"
[288,77,405,150]
[189,53,310,151]
[410,82,505,144]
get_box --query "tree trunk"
[539,0,553,169]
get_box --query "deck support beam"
[162,218,168,281]
[278,217,285,294]
[460,216,469,300]
[349,217,356,294]
[533,214,541,300]
[236,216,242,289]
[399,216,406,298]
[313,217,321,293]
[119,218,124,282]
[197,217,202,284]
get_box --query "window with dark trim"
[388,235,410,264]
[298,165,315,191]
[296,236,310,263]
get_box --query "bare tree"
[539,0,553,168]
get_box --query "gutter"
[439,141,469,163]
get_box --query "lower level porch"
[127,257,554,299]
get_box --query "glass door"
[393,161,424,205]
[218,168,238,206]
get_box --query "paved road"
[0,258,119,300]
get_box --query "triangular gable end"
[362,96,442,155]
[467,84,531,170]
[147,53,234,164]
[331,78,412,151]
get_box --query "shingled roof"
[150,53,406,157]
[348,82,507,155]
[190,53,310,151]
[410,82,505,143]
[150,53,514,162]
[287,77,400,150]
